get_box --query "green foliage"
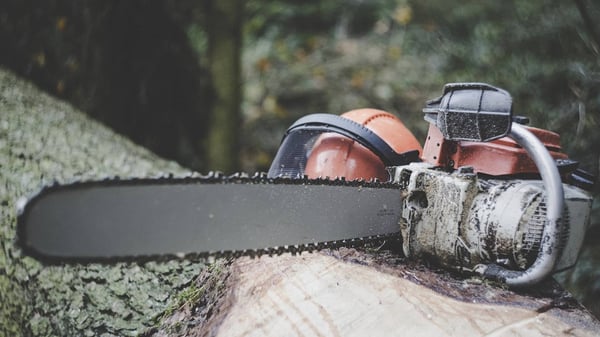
[407,0,600,221]
[241,0,600,180]
[246,0,382,39]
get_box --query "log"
[0,68,210,336]
[2,67,599,337]
[152,249,600,337]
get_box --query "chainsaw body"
[267,83,594,285]
[396,82,594,285]
[392,162,592,275]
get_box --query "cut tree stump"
[166,250,599,337]
[2,67,599,337]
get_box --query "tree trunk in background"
[206,0,243,173]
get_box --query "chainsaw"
[17,83,595,287]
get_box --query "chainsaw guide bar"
[17,172,404,264]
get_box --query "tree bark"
[0,68,211,337]
[206,0,243,173]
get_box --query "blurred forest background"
[1,0,599,318]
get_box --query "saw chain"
[17,171,404,264]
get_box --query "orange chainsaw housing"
[422,123,568,176]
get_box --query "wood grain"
[206,251,600,337]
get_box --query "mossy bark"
[0,68,211,337]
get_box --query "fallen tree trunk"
[0,68,210,336]
[2,68,599,337]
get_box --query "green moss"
[150,259,231,335]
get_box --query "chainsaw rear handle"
[476,122,565,286]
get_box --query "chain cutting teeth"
[20,171,402,264]
[175,233,400,262]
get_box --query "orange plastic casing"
[305,109,423,181]
[422,124,568,176]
